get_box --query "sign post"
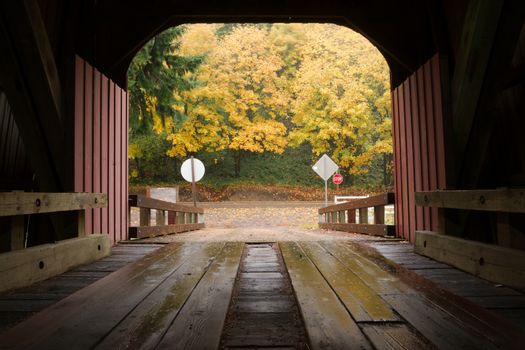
[312,154,339,207]
[181,157,205,207]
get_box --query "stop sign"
[333,173,343,185]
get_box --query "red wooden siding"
[392,54,447,242]
[74,56,129,244]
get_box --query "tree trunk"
[234,151,242,177]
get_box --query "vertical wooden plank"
[432,55,447,190]
[393,88,405,239]
[84,63,93,235]
[424,61,439,231]
[374,206,385,225]
[108,82,115,242]
[410,74,424,232]
[125,92,129,240]
[74,56,84,193]
[398,86,410,241]
[115,87,122,242]
[417,67,431,230]
[93,70,101,234]
[404,80,416,242]
[347,209,356,224]
[101,76,109,235]
[121,90,127,241]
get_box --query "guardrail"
[414,188,525,291]
[319,192,395,236]
[128,194,205,239]
[0,192,109,292]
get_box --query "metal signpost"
[312,154,339,207]
[180,156,205,207]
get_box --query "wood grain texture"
[415,189,525,213]
[96,242,226,349]
[129,194,204,213]
[0,242,187,349]
[319,193,394,213]
[319,222,395,236]
[299,241,398,322]
[0,192,107,216]
[157,242,243,350]
[129,223,205,239]
[279,241,372,350]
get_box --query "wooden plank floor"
[0,243,163,332]
[367,241,525,329]
[1,239,524,349]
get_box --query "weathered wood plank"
[415,189,525,213]
[129,194,204,213]
[383,294,500,350]
[279,242,372,350]
[96,242,226,349]
[299,241,398,322]
[156,242,243,350]
[319,241,414,295]
[0,192,107,217]
[415,230,525,291]
[0,234,110,293]
[128,223,204,239]
[319,222,395,236]
[360,324,435,350]
[319,193,394,213]
[0,242,191,349]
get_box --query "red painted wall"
[75,56,128,244]
[392,54,447,242]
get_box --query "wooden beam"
[319,193,394,214]
[451,0,503,160]
[0,192,107,217]
[415,230,525,291]
[319,223,395,237]
[0,0,66,190]
[129,194,204,214]
[0,234,110,293]
[415,189,525,213]
[129,223,205,239]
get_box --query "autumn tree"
[287,24,392,185]
[166,24,290,177]
[128,26,203,178]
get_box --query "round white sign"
[180,158,205,182]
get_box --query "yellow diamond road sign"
[312,154,338,181]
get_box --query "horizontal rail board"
[319,193,394,214]
[319,223,395,236]
[0,192,107,217]
[415,230,525,291]
[415,189,525,213]
[129,223,205,239]
[128,194,203,214]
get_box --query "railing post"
[374,206,385,225]
[156,210,165,226]
[140,208,151,226]
[358,207,368,224]
[347,209,356,223]
[339,210,346,223]
[168,211,175,224]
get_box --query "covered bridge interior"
[1,0,525,348]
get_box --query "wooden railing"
[0,192,108,244]
[318,193,395,236]
[415,188,525,291]
[0,192,109,293]
[128,194,205,239]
